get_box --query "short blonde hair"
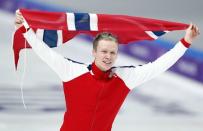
[93,32,118,50]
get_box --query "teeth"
[104,61,111,64]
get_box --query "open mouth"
[103,61,111,65]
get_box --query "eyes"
[101,50,116,55]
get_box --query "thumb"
[188,23,193,30]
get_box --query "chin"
[98,62,113,71]
[104,66,112,71]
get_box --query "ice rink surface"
[0,10,203,131]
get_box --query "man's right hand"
[15,10,24,29]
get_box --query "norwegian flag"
[13,9,189,69]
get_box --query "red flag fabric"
[13,9,189,69]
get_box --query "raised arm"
[15,10,88,82]
[115,23,200,89]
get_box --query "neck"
[91,62,112,80]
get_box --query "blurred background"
[0,0,203,131]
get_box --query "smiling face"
[93,39,118,71]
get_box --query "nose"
[105,53,111,59]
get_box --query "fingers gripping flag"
[13,9,189,69]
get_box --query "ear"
[92,49,96,57]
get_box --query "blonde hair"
[93,32,118,50]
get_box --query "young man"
[15,11,199,131]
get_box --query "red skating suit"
[24,29,190,131]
